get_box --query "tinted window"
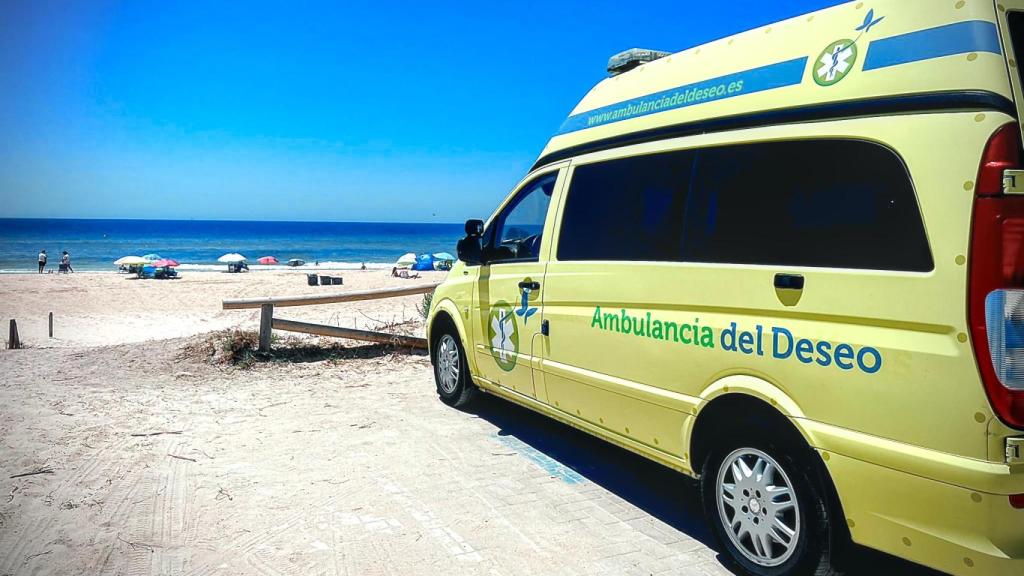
[684,140,932,271]
[558,151,695,262]
[486,173,556,263]
[557,139,932,272]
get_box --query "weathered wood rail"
[222,283,440,352]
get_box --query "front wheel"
[701,436,842,576]
[432,328,477,407]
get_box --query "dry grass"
[180,329,426,368]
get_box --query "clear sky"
[0,0,843,223]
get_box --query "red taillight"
[1010,494,1024,509]
[969,123,1024,429]
[977,124,1022,196]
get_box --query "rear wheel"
[701,431,842,576]
[432,327,477,407]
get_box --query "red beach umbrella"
[151,258,179,267]
[257,256,279,265]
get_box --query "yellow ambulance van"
[427,1,1024,574]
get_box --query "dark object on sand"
[307,273,318,286]
[8,319,20,349]
[288,259,305,267]
[332,277,343,285]
[319,275,332,286]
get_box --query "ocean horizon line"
[0,216,467,226]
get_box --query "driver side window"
[486,173,557,263]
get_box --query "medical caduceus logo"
[487,301,518,372]
[813,8,883,87]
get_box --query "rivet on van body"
[555,400,560,407]
[728,38,734,45]
[807,15,815,22]
[974,412,987,423]
[625,426,630,434]
[821,451,831,461]
[974,114,986,123]
[902,537,912,547]
[1011,59,1018,68]
[955,0,966,8]
[576,409,581,415]
[846,518,856,529]
[765,27,772,34]
[999,3,1007,12]
[971,492,983,503]
[957,332,968,342]
[653,438,660,445]
[964,181,975,191]
[695,48,701,55]
[964,557,975,568]
[855,2,864,8]
[723,385,730,392]
[599,417,604,424]
[956,255,967,266]
[967,53,979,62]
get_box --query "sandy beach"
[0,270,446,348]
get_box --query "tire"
[431,325,477,408]
[700,427,843,576]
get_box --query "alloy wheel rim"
[436,334,460,394]
[716,447,801,567]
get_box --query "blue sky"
[0,0,843,223]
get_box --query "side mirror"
[457,219,485,265]
[464,219,484,237]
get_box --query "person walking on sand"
[61,251,74,273]
[37,249,47,273]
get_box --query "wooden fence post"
[8,319,21,350]
[258,304,273,352]
[48,312,53,338]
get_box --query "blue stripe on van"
[863,20,1002,71]
[556,57,807,135]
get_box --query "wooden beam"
[8,319,20,350]
[258,304,273,352]
[272,318,428,349]
[223,283,440,310]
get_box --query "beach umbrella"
[141,253,161,262]
[412,253,436,271]
[257,256,279,265]
[115,256,149,266]
[217,253,247,263]
[396,252,417,267]
[432,252,455,262]
[151,258,179,268]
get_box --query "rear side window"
[557,139,933,272]
[684,140,932,271]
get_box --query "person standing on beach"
[61,251,74,273]
[38,249,47,273]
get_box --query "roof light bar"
[607,48,671,76]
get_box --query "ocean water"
[0,219,464,273]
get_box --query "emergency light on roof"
[607,48,671,76]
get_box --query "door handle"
[518,280,540,291]
[773,273,804,290]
